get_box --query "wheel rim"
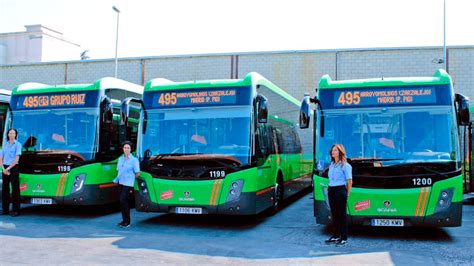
[274,183,281,209]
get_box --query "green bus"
[461,106,474,193]
[0,89,11,193]
[9,78,143,205]
[300,69,469,227]
[121,72,313,215]
[0,89,11,148]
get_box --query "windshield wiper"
[213,159,241,171]
[153,153,202,160]
[349,158,403,163]
[387,162,457,178]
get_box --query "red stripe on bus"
[256,186,274,196]
[56,174,65,197]
[209,180,218,205]
[414,187,424,216]
[283,173,312,185]
[419,187,430,216]
[213,180,223,205]
[59,174,67,197]
[99,183,118,188]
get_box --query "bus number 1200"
[412,178,432,186]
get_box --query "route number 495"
[337,91,361,105]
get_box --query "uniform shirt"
[328,161,352,187]
[0,140,22,165]
[113,154,140,187]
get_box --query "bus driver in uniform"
[1,128,22,217]
[113,141,140,228]
[325,143,352,247]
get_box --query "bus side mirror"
[121,97,147,133]
[300,95,311,129]
[455,93,470,126]
[256,95,268,123]
[144,149,152,160]
[120,101,130,126]
[101,97,113,124]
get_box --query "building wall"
[0,25,81,65]
[0,32,42,65]
[1,46,473,100]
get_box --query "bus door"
[272,127,282,167]
[255,124,277,211]
[465,122,473,193]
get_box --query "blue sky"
[1,0,472,59]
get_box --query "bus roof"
[145,72,300,106]
[0,89,12,96]
[318,69,452,89]
[0,89,11,104]
[12,77,143,95]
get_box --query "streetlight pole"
[113,6,120,78]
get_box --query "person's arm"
[6,143,21,171]
[347,179,353,196]
[6,155,20,171]
[134,158,140,178]
[0,153,6,175]
[344,163,353,196]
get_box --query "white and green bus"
[9,78,143,205]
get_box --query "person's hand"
[3,169,10,175]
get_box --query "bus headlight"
[72,174,86,193]
[435,188,453,213]
[227,180,244,202]
[138,179,148,195]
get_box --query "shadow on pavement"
[17,203,121,217]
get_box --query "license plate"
[31,198,53,205]
[175,207,202,214]
[371,219,404,227]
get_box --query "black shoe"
[117,221,125,227]
[335,239,348,247]
[10,211,19,217]
[325,236,341,244]
[119,223,130,228]
[2,211,9,215]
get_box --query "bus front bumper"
[21,184,119,206]
[135,190,258,215]
[314,200,462,227]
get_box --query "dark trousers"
[328,185,348,240]
[119,185,134,224]
[2,165,20,213]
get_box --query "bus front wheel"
[269,176,284,215]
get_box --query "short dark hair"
[7,128,18,140]
[122,141,133,150]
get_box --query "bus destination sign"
[333,87,437,107]
[12,90,100,110]
[152,89,237,107]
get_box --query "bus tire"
[269,173,284,215]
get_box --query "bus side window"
[255,124,271,166]
[291,127,303,154]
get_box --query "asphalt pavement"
[0,190,473,265]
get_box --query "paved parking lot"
[1,191,473,264]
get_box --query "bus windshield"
[12,108,99,160]
[140,106,252,165]
[0,105,8,147]
[315,105,460,170]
